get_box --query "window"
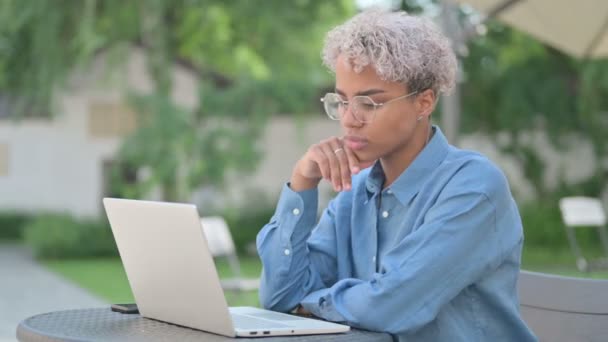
[0,96,11,119]
[0,143,8,176]
[88,102,138,138]
[0,94,50,119]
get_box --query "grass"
[43,245,608,307]
[44,256,263,307]
[522,245,608,279]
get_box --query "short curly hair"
[322,8,457,95]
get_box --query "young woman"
[256,9,536,341]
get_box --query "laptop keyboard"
[249,311,311,321]
[231,313,292,329]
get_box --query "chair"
[518,270,608,342]
[200,216,260,291]
[558,196,608,271]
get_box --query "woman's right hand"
[290,136,373,192]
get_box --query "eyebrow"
[335,88,387,97]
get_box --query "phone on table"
[111,303,139,314]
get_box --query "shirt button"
[284,249,291,256]
[292,208,300,215]
[382,211,389,218]
[372,256,376,262]
[386,189,393,195]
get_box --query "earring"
[417,116,423,121]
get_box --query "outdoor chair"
[558,196,608,271]
[518,270,608,342]
[200,216,260,292]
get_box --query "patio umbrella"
[452,0,608,58]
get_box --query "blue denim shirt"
[256,127,537,341]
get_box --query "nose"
[341,102,362,128]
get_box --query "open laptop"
[103,198,350,337]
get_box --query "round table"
[17,308,393,341]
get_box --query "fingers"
[319,142,344,191]
[344,147,359,175]
[342,141,375,171]
[305,136,371,192]
[329,139,352,191]
[308,145,330,181]
[324,137,357,191]
[324,137,352,191]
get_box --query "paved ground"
[0,243,107,341]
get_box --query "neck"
[380,123,432,189]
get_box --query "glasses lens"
[322,93,342,120]
[352,96,376,123]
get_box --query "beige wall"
[0,108,603,217]
[223,118,603,209]
[0,143,7,177]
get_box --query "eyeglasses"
[320,91,418,123]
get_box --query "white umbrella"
[452,0,608,58]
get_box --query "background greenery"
[44,255,264,307]
[0,0,355,203]
[1,0,608,307]
[2,0,606,203]
[0,213,30,241]
[2,195,607,271]
[0,202,275,259]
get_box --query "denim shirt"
[256,127,537,341]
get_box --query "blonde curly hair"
[322,8,457,95]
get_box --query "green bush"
[222,205,275,255]
[520,199,600,250]
[0,212,33,240]
[23,214,118,259]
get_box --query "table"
[16,308,393,341]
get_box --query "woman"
[256,9,536,341]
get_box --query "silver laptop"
[103,198,350,337]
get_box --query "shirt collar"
[365,161,385,197]
[365,126,450,205]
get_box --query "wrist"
[289,172,320,192]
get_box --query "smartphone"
[111,303,139,314]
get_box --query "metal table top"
[17,307,393,341]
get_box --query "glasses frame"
[320,90,418,123]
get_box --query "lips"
[344,135,369,151]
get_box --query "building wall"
[229,118,603,209]
[0,47,198,218]
[0,107,601,218]
[0,97,119,217]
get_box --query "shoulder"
[439,147,512,207]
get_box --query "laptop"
[103,198,350,337]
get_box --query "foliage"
[0,0,354,201]
[459,18,608,197]
[521,246,608,278]
[519,190,601,251]
[111,80,275,201]
[0,212,32,240]
[23,214,118,259]
[0,0,355,114]
[0,0,96,116]
[398,1,608,197]
[222,202,276,255]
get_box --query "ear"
[415,89,436,119]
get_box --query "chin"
[353,150,378,169]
